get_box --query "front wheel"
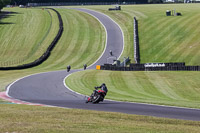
[92,95,101,104]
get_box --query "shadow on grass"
[0,22,15,25]
[0,11,22,25]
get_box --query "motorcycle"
[86,87,107,104]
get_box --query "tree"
[0,0,4,11]
[10,0,25,5]
[0,0,11,11]
[148,0,163,3]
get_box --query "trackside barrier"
[134,17,140,64]
[0,8,63,70]
[96,65,101,70]
[108,5,121,11]
[100,62,200,71]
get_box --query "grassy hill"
[84,4,200,65]
[0,8,58,66]
[1,4,200,131]
[35,8,105,70]
[0,7,105,69]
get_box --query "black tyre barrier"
[134,17,140,64]
[100,63,200,71]
[0,8,63,70]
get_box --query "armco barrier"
[100,63,200,71]
[0,8,63,70]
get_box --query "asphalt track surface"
[7,8,200,121]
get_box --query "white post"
[124,57,126,67]
[174,8,176,16]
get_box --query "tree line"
[8,0,190,5]
[10,0,192,5]
[10,0,149,5]
[0,0,11,11]
[1,0,189,10]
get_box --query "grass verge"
[66,70,200,109]
[0,104,200,133]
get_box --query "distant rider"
[84,64,87,70]
[109,50,112,56]
[67,65,71,72]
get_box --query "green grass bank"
[0,8,58,66]
[1,104,200,133]
[81,4,200,65]
[66,70,200,109]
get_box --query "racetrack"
[7,8,200,121]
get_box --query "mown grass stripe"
[41,10,74,69]
[147,14,199,63]
[174,17,200,65]
[69,11,90,67]
[140,16,187,60]
[40,9,81,69]
[145,72,185,100]
[36,8,105,70]
[66,70,200,108]
[60,12,84,67]
[0,8,55,66]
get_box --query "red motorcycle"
[86,87,107,104]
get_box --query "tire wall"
[100,63,200,71]
[0,8,63,70]
[134,17,140,64]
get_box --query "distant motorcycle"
[86,87,107,104]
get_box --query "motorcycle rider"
[83,64,87,70]
[67,65,71,72]
[86,83,108,103]
[95,83,108,94]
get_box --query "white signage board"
[144,63,165,67]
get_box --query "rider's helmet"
[102,83,105,86]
